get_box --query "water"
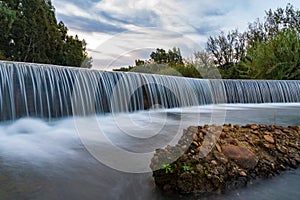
[0,103,299,199]
[1,61,300,121]
[1,61,300,199]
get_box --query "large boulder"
[222,145,258,169]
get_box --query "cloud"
[51,0,300,69]
[87,28,202,70]
[100,10,161,27]
[57,14,127,33]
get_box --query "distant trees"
[116,4,299,80]
[0,0,91,68]
[207,3,300,79]
[150,47,183,66]
[114,47,200,77]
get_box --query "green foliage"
[162,164,173,174]
[135,59,145,66]
[203,166,211,175]
[157,67,182,76]
[0,0,91,67]
[183,165,191,171]
[130,63,169,74]
[113,47,204,78]
[0,1,16,30]
[207,29,247,68]
[150,47,183,66]
[216,175,223,183]
[240,29,300,79]
[113,66,134,72]
[207,3,300,80]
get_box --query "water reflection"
[0,103,299,199]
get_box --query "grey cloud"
[99,10,161,27]
[56,14,127,33]
[202,8,228,17]
[191,23,220,35]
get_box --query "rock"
[263,143,274,149]
[251,130,259,135]
[214,151,228,164]
[215,143,222,152]
[211,160,218,165]
[193,134,198,141]
[188,126,198,134]
[200,129,209,136]
[220,131,227,139]
[163,184,172,191]
[177,172,194,193]
[244,124,251,128]
[283,129,290,133]
[276,144,287,153]
[194,155,200,161]
[234,124,240,129]
[290,159,297,169]
[181,145,187,150]
[295,155,300,164]
[192,141,199,147]
[264,135,275,144]
[151,123,300,195]
[274,129,283,135]
[197,146,202,152]
[226,138,237,145]
[250,124,258,130]
[239,171,247,177]
[222,145,258,169]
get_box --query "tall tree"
[0,1,16,59]
[0,0,91,67]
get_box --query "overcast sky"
[51,0,300,70]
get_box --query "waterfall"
[0,61,299,121]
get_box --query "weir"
[0,61,300,121]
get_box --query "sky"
[51,0,300,70]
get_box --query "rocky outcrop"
[150,124,300,194]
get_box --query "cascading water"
[1,60,300,200]
[0,60,300,121]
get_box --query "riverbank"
[150,124,300,194]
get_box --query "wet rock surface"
[150,124,300,195]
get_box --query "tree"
[193,50,214,68]
[240,29,300,79]
[0,1,16,59]
[245,3,300,52]
[207,3,300,79]
[113,47,200,78]
[150,47,183,66]
[167,47,183,66]
[150,48,168,64]
[0,0,91,67]
[206,29,247,69]
[135,59,145,66]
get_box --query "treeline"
[114,4,300,80]
[0,0,91,67]
[114,47,202,78]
